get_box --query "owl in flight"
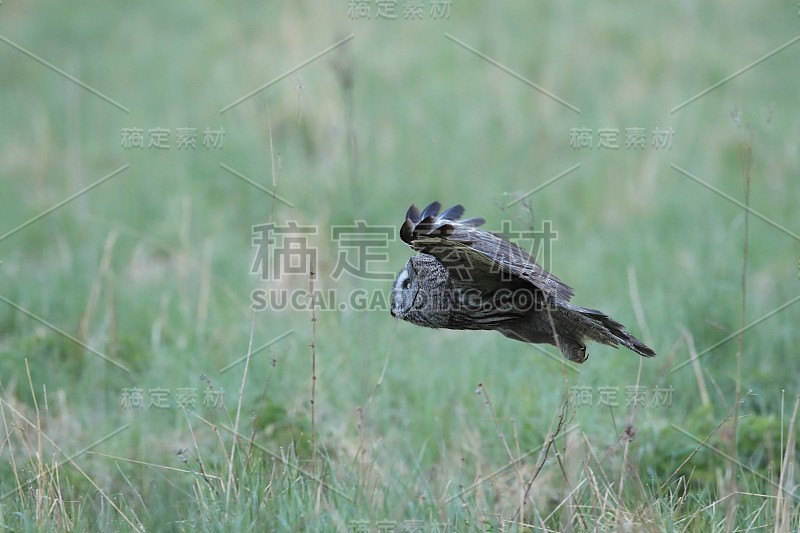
[390,202,656,363]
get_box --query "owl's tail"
[499,303,656,363]
[573,306,656,358]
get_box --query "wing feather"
[405,204,421,223]
[400,202,574,301]
[439,204,465,221]
[419,201,441,220]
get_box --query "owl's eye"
[402,278,412,289]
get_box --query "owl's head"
[390,254,450,325]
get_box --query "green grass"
[1,1,799,531]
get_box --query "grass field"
[1,1,799,531]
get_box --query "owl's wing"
[400,202,574,302]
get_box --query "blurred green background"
[1,1,798,531]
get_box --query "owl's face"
[390,257,418,319]
[390,254,451,326]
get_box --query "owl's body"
[390,202,656,363]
